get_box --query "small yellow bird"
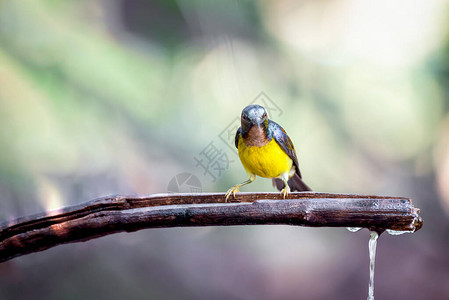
[226,104,311,200]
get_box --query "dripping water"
[386,229,413,235]
[367,231,379,300]
[346,227,362,233]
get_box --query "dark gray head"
[241,104,268,131]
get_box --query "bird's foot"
[225,186,240,202]
[280,188,290,199]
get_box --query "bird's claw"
[225,186,240,202]
[280,188,289,199]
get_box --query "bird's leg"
[225,174,256,201]
[280,173,290,199]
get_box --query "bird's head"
[241,104,268,132]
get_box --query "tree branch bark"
[0,192,422,263]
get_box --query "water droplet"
[367,231,379,300]
[347,227,363,233]
[386,229,414,236]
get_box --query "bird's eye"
[263,113,267,118]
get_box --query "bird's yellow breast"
[238,136,292,178]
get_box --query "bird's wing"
[235,127,242,149]
[268,120,302,178]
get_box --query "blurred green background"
[1,0,449,299]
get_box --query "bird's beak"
[255,117,264,127]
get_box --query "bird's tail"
[272,173,312,192]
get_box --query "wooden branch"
[0,192,422,263]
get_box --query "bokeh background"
[1,0,449,299]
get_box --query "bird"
[225,104,311,201]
